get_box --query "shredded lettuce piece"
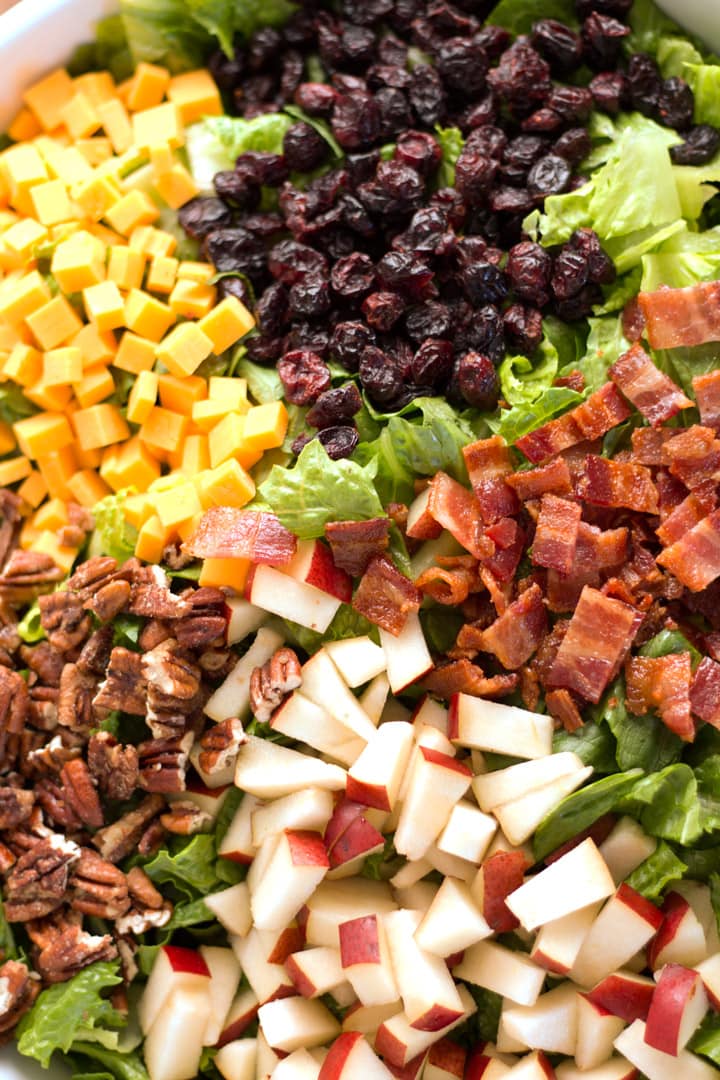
[90,490,138,563]
[186,113,294,190]
[489,387,584,446]
[486,0,576,34]
[18,600,46,644]
[235,357,284,404]
[685,63,720,126]
[499,337,558,407]
[625,841,687,900]
[691,1013,720,1068]
[67,1043,150,1080]
[533,771,643,861]
[552,721,618,774]
[434,125,464,188]
[284,105,343,159]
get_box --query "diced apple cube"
[258,995,340,1053]
[449,695,553,759]
[505,839,615,931]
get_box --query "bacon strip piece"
[546,688,583,732]
[324,518,389,576]
[656,485,717,546]
[532,495,581,574]
[547,586,640,703]
[694,371,720,432]
[546,522,629,612]
[423,659,518,699]
[415,562,477,605]
[662,425,720,490]
[690,656,720,727]
[352,555,421,636]
[506,458,572,501]
[657,508,720,592]
[630,427,676,466]
[482,517,524,583]
[626,653,694,741]
[516,384,631,463]
[462,436,519,523]
[638,280,720,349]
[185,508,297,564]
[609,343,692,426]
[578,455,659,514]
[426,472,491,560]
[476,583,548,670]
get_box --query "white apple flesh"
[448,694,553,759]
[615,1019,717,1080]
[234,735,347,800]
[225,597,267,645]
[301,650,378,742]
[251,788,335,848]
[555,1060,638,1080]
[530,903,602,976]
[285,946,346,999]
[644,964,708,1055]
[270,692,363,765]
[214,1037,257,1080]
[271,1047,323,1080]
[342,1000,401,1035]
[199,946,242,1047]
[571,883,664,988]
[494,767,593,847]
[258,996,340,1053]
[304,879,397,948]
[251,829,329,931]
[318,1031,394,1080]
[230,928,295,1004]
[501,982,579,1056]
[453,940,545,1007]
[339,913,399,1006]
[380,612,434,693]
[346,721,415,812]
[205,882,252,938]
[414,877,492,957]
[575,993,626,1070]
[505,839,615,931]
[374,985,476,1067]
[360,672,390,725]
[598,817,657,884]
[218,793,262,865]
[394,746,472,862]
[142,984,212,1080]
[205,627,284,721]
[436,800,497,864]
[248,564,342,633]
[217,987,260,1047]
[647,891,708,970]
[325,635,387,687]
[138,944,211,1036]
[384,909,465,1031]
[472,752,585,813]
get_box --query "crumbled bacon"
[532,495,581,575]
[324,517,389,576]
[638,280,720,349]
[548,586,640,703]
[516,384,630,463]
[422,659,518,699]
[353,555,421,636]
[426,472,491,560]
[626,653,694,741]
[481,517,525,583]
[690,657,720,727]
[475,583,548,671]
[662,426,720,490]
[505,458,572,501]
[657,508,720,592]
[415,561,478,605]
[462,436,519,523]
[546,688,584,732]
[694,371,720,432]
[630,427,676,467]
[609,343,692,426]
[656,485,717,546]
[184,508,297,564]
[546,522,629,612]
[578,455,659,515]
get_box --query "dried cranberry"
[405,301,453,342]
[245,334,284,363]
[283,122,328,172]
[657,77,695,131]
[331,321,376,372]
[474,25,512,59]
[362,291,406,331]
[205,228,267,277]
[282,9,317,48]
[551,248,589,300]
[291,432,314,456]
[436,37,488,96]
[213,170,259,209]
[555,283,602,321]
[340,24,377,68]
[209,47,244,91]
[670,125,720,166]
[378,33,409,66]
[458,92,498,132]
[626,54,663,116]
[576,0,632,16]
[531,19,583,73]
[339,195,376,237]
[345,151,381,186]
[589,71,627,114]
[454,146,499,205]
[284,322,330,357]
[330,252,375,300]
[318,425,360,459]
[547,86,593,124]
[507,241,553,307]
[294,82,337,116]
[395,206,454,256]
[332,73,367,95]
[459,259,508,307]
[377,250,435,301]
[582,13,630,69]
[278,350,332,405]
[376,88,413,139]
[409,64,447,126]
[554,127,591,164]
[280,50,304,101]
[249,27,282,71]
[178,197,232,240]
[426,1,477,37]
[368,63,413,92]
[242,213,284,239]
[464,305,505,363]
[454,352,499,410]
[374,160,426,214]
[240,83,277,110]
[521,107,563,135]
[430,188,467,229]
[503,303,543,355]
[268,241,328,286]
[527,154,572,196]
[568,228,616,286]
[466,125,507,160]
[343,0,394,23]
[288,275,332,318]
[488,187,535,215]
[501,135,548,184]
[488,42,552,111]
[236,151,288,187]
[255,283,289,337]
[332,92,381,150]
[411,339,454,387]
[218,276,253,308]
[395,130,442,176]
[360,346,404,405]
[306,383,362,428]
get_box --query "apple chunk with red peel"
[301,649,378,742]
[697,953,720,1009]
[328,813,384,878]
[230,928,295,1004]
[453,940,545,1007]
[273,1047,325,1080]
[495,766,593,847]
[449,694,553,759]
[531,904,602,977]
[138,944,211,1036]
[598,816,657,884]
[644,964,708,1056]
[216,987,260,1048]
[472,851,527,934]
[571,883,664,988]
[465,1056,513,1079]
[505,839,615,931]
[501,1051,555,1079]
[304,878,397,948]
[205,626,283,722]
[319,1031,394,1080]
[247,563,342,632]
[234,734,347,799]
[199,946,242,1047]
[142,984,212,1080]
[205,882,252,938]
[340,913,399,1007]
[615,1019,718,1080]
[437,801,497,865]
[414,877,492,957]
[325,635,387,687]
[394,747,472,863]
[346,722,415,812]
[342,1000,401,1035]
[375,985,477,1067]
[647,891,708,970]
[214,1037,257,1080]
[501,982,579,1057]
[286,945,346,999]
[472,752,585,812]
[424,1038,466,1080]
[250,829,329,931]
[555,1060,638,1080]
[252,788,335,848]
[283,538,352,602]
[380,612,434,694]
[384,909,465,1031]
[575,993,626,1070]
[270,691,361,764]
[217,793,261,865]
[258,995,340,1053]
[588,971,656,1023]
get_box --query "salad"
[3,0,720,1078]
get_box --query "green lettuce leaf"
[618,764,703,846]
[275,605,378,657]
[17,600,46,644]
[597,675,684,773]
[640,628,702,665]
[691,1012,720,1067]
[186,113,294,190]
[654,340,720,396]
[235,357,284,404]
[284,105,342,159]
[165,897,215,929]
[0,897,16,960]
[533,771,643,862]
[141,834,221,898]
[90,491,138,563]
[657,36,704,78]
[17,963,124,1068]
[499,337,558,407]
[685,64,720,126]
[485,0,576,34]
[627,0,685,56]
[489,387,584,446]
[552,721,618,774]
[259,439,385,539]
[68,1043,149,1080]
[571,315,631,393]
[434,125,464,188]
[625,841,687,900]
[0,383,37,425]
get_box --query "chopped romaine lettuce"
[685,63,720,126]
[91,490,138,563]
[67,1043,150,1080]
[625,841,687,900]
[533,771,643,861]
[185,113,294,190]
[489,387,584,445]
[434,125,464,188]
[486,0,576,34]
[499,337,558,407]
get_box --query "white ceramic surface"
[657,0,720,53]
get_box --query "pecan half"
[249,647,302,723]
[93,647,147,717]
[4,835,81,921]
[0,788,34,830]
[38,592,92,653]
[127,866,163,909]
[174,587,228,649]
[21,641,65,687]
[116,902,172,937]
[85,579,132,623]
[87,732,139,802]
[0,551,62,604]
[0,668,29,773]
[143,640,202,738]
[0,491,22,572]
[0,843,16,873]
[0,960,40,1037]
[57,663,96,736]
[26,734,81,778]
[198,717,246,777]
[34,778,81,831]
[60,759,103,830]
[35,923,117,983]
[128,565,191,620]
[77,625,114,679]
[138,733,193,794]
[92,794,165,863]
[66,556,119,599]
[69,848,131,919]
[28,686,59,732]
[160,801,212,835]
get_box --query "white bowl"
[656,0,720,53]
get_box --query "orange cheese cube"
[26,295,83,350]
[73,323,116,368]
[3,218,48,259]
[74,71,116,107]
[168,69,222,124]
[48,146,94,186]
[107,246,146,292]
[97,98,133,154]
[176,511,203,543]
[8,107,42,143]
[76,137,113,167]
[59,92,101,139]
[199,296,255,354]
[196,457,255,510]
[83,281,125,332]
[110,436,161,492]
[149,141,175,176]
[72,403,130,451]
[243,402,289,451]
[126,63,171,113]
[146,255,178,294]
[75,445,102,469]
[154,479,203,529]
[29,179,73,225]
[176,261,215,284]
[156,322,213,378]
[208,412,263,471]
[43,346,83,386]
[127,369,158,424]
[24,380,73,411]
[73,366,115,408]
[128,226,177,258]
[0,423,15,457]
[32,530,78,575]
[191,398,237,432]
[208,376,248,410]
[51,233,106,293]
[198,557,251,592]
[34,497,69,530]
[20,522,41,550]
[2,144,48,207]
[153,164,198,210]
[138,406,188,456]
[124,492,154,528]
[173,433,209,475]
[73,174,120,221]
[124,289,175,342]
[132,103,184,151]
[4,343,42,387]
[0,456,32,486]
[23,68,75,131]
[113,331,156,374]
[135,513,168,563]
[168,278,216,319]
[0,271,51,324]
[67,468,112,508]
[17,469,47,508]
[105,191,159,236]
[36,445,78,500]
[158,373,206,415]
[14,412,74,459]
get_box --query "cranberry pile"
[179,0,720,459]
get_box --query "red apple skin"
[318,1031,363,1080]
[419,746,471,776]
[295,541,353,603]
[447,695,460,741]
[339,914,381,967]
[286,829,330,868]
[163,945,211,978]
[647,891,692,969]
[346,774,393,812]
[538,1052,556,1079]
[265,924,305,965]
[184,777,229,798]
[409,1003,464,1033]
[216,1005,260,1048]
[218,849,254,866]
[464,1046,491,1080]
[406,504,443,541]
[285,954,317,998]
[388,1052,427,1079]
[445,951,465,970]
[325,800,366,852]
[329,816,384,869]
[645,963,704,1055]
[616,883,664,930]
[531,947,570,977]
[375,1022,409,1067]
[578,991,613,1018]
[243,565,257,601]
[427,1038,465,1078]
[478,851,526,933]
[543,813,616,864]
[588,973,655,1023]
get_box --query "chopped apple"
[325,635,387,687]
[190,737,240,789]
[250,829,329,931]
[248,564,342,633]
[615,1019,717,1080]
[218,793,262,865]
[342,1000,401,1035]
[531,904,603,977]
[226,597,267,645]
[217,987,260,1047]
[394,747,472,862]
[380,612,434,693]
[300,649,378,742]
[234,735,347,799]
[449,695,553,759]
[555,1061,638,1080]
[172,777,231,827]
[437,801,497,864]
[414,877,491,957]
[375,986,477,1067]
[505,839,615,931]
[412,695,450,736]
[501,1051,555,1079]
[305,879,397,948]
[598,817,657,885]
[138,944,211,1036]
[328,814,385,878]
[214,1037,257,1080]
[472,752,585,813]
[142,984,212,1080]
[394,880,439,913]
[647,891,707,971]
[346,722,415,812]
[256,1029,280,1078]
[675,881,720,955]
[406,486,443,540]
[424,1039,466,1080]
[339,912,399,1006]
[697,952,720,1009]
[575,994,626,1071]
[588,971,656,1024]
[205,882,252,938]
[283,538,352,602]
[572,884,664,988]
[200,946,242,1047]
[501,983,579,1057]
[205,627,284,721]
[286,946,345,998]
[258,996,340,1053]
[230,928,295,1004]
[425,841,476,885]
[453,940,545,1007]
[644,964,708,1056]
[384,909,465,1031]
[318,1031,394,1080]
[272,1047,323,1080]
[251,788,335,848]
[465,1055,513,1079]
[270,691,363,765]
[256,924,305,966]
[408,531,465,579]
[495,767,593,847]
[360,672,391,724]
[472,851,527,935]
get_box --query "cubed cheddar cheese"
[124,289,175,342]
[135,513,168,562]
[26,295,83,350]
[105,190,159,236]
[146,255,178,294]
[195,457,255,509]
[0,456,32,485]
[74,72,116,107]
[107,435,161,491]
[43,346,83,386]
[174,433,209,475]
[51,232,106,293]
[73,323,116,368]
[126,63,171,113]
[199,557,251,593]
[243,401,288,451]
[17,469,47,508]
[47,146,94,186]
[127,369,158,424]
[167,70,222,124]
[0,423,15,457]
[154,479,203,529]
[176,261,214,284]
[138,406,188,456]
[76,137,113,167]
[107,246,146,292]
[8,108,42,143]
[3,218,48,258]
[23,379,73,412]
[114,331,156,374]
[0,271,51,324]
[32,530,78,574]
[97,98,133,154]
[73,366,115,408]
[191,398,238,431]
[132,103,183,151]
[72,403,130,451]
[208,376,248,409]
[153,164,198,209]
[208,412,263,471]
[14,412,74,459]
[73,174,120,221]
[124,492,154,528]
[149,142,175,177]
[29,179,73,225]
[75,444,103,469]
[34,496,69,530]
[67,468,112,508]
[156,321,213,378]
[169,278,215,319]
[4,343,42,387]
[59,92,101,139]
[158,372,206,415]
[129,226,177,258]
[36,445,78,499]
[23,68,75,131]
[199,296,254,354]
[2,144,48,207]
[83,281,125,331]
